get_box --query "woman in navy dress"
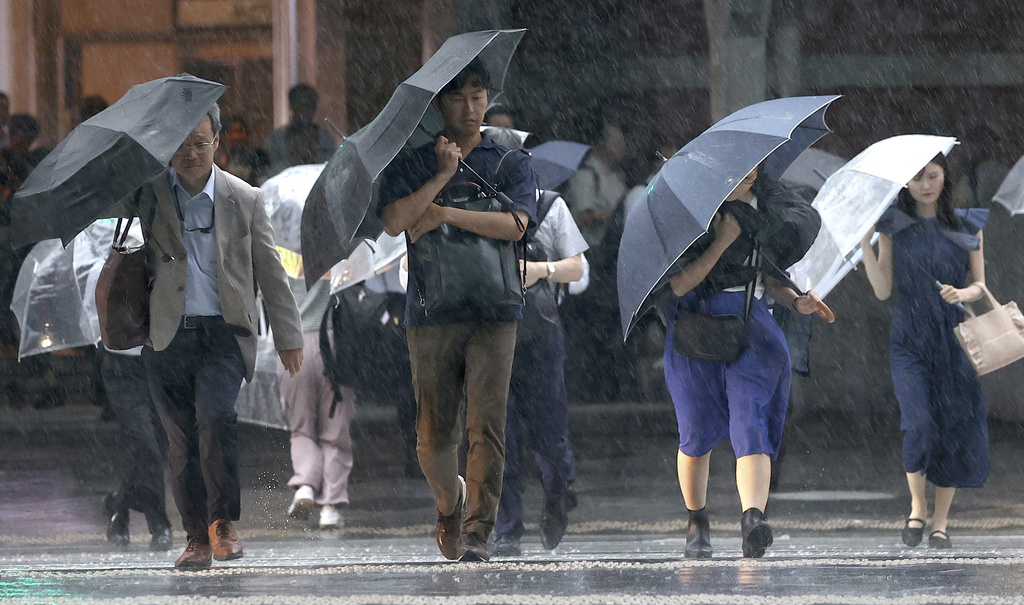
[860,153,990,549]
[665,166,821,559]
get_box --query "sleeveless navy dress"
[877,207,990,488]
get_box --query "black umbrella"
[300,29,525,288]
[616,95,841,338]
[11,74,225,248]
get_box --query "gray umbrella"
[617,95,841,338]
[11,74,225,248]
[300,29,525,288]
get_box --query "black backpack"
[318,284,412,414]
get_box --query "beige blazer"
[135,166,303,381]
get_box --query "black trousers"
[142,317,246,537]
[99,349,170,533]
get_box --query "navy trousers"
[494,322,574,540]
[142,317,246,537]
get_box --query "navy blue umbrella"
[300,29,525,288]
[617,95,841,338]
[528,140,590,190]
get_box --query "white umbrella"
[237,164,408,429]
[992,154,1024,215]
[260,163,406,288]
[790,135,958,299]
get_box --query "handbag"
[672,248,759,363]
[953,281,1024,375]
[95,214,152,350]
[410,179,525,315]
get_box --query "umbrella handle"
[814,300,836,324]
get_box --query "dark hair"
[9,114,39,142]
[80,95,108,121]
[0,92,9,103]
[484,103,514,122]
[896,153,958,229]
[439,60,491,97]
[288,83,318,109]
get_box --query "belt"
[181,315,221,329]
[180,314,252,337]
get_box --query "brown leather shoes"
[174,535,212,570]
[435,476,466,560]
[208,519,244,561]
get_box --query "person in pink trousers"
[279,276,355,529]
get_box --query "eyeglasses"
[175,140,216,156]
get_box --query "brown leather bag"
[95,216,152,350]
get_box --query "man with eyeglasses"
[135,103,304,570]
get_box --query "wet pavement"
[3,401,1024,603]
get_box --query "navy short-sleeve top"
[377,134,537,326]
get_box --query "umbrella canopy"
[481,125,531,148]
[617,95,841,338]
[11,74,225,248]
[10,220,123,358]
[779,147,847,191]
[262,163,406,288]
[528,140,590,190]
[993,154,1024,215]
[790,134,958,299]
[300,29,525,288]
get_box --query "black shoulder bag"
[410,153,527,315]
[672,246,759,363]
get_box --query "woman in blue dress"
[665,166,822,559]
[860,153,990,549]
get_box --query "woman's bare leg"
[906,471,928,528]
[677,450,710,510]
[931,486,956,534]
[736,454,771,512]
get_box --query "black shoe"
[684,507,712,559]
[148,515,174,552]
[103,493,129,547]
[740,508,773,558]
[565,488,579,512]
[540,496,568,550]
[928,530,952,549]
[901,518,925,547]
[458,532,490,562]
[490,533,522,557]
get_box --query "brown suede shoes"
[209,518,244,561]
[174,535,212,570]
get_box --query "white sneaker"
[319,504,343,529]
[288,485,315,520]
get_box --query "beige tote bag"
[953,282,1024,376]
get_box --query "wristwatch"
[546,262,556,279]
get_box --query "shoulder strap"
[536,190,559,226]
[742,246,760,322]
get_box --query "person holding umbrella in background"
[859,152,990,549]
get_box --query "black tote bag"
[410,181,524,315]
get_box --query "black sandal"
[928,530,952,549]
[900,518,925,547]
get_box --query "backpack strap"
[318,294,345,417]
